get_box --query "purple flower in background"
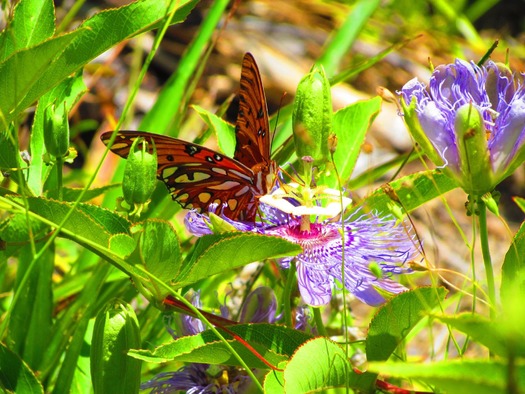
[400,59,525,195]
[185,204,417,307]
[140,364,250,394]
[141,288,283,394]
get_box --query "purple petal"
[296,263,333,306]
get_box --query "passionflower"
[185,201,417,307]
[400,59,525,196]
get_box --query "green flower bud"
[44,102,70,158]
[90,300,142,394]
[455,103,491,195]
[122,137,157,206]
[292,65,332,166]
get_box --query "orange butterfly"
[101,53,277,221]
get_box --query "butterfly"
[101,53,277,221]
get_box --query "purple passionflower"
[400,59,525,195]
[141,288,282,394]
[140,364,251,394]
[185,204,417,307]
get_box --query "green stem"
[283,262,297,328]
[477,197,496,318]
[56,157,64,200]
[313,307,328,337]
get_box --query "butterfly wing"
[234,53,271,171]
[101,131,259,220]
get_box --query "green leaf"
[367,360,525,394]
[109,233,137,259]
[263,361,287,394]
[137,219,181,283]
[366,287,447,362]
[3,0,199,125]
[282,337,376,393]
[0,30,82,124]
[5,196,131,246]
[193,104,235,157]
[323,97,381,187]
[353,169,458,216]
[8,243,54,370]
[0,127,24,172]
[434,313,525,357]
[501,221,525,304]
[130,324,312,368]
[174,233,302,288]
[0,342,44,394]
[0,0,55,61]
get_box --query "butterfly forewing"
[234,53,271,170]
[101,53,276,221]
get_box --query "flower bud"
[44,102,70,158]
[239,287,277,323]
[292,65,332,166]
[91,300,142,394]
[122,137,157,206]
[455,103,492,195]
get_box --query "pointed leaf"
[130,324,312,368]
[193,104,235,157]
[366,287,447,362]
[174,233,301,287]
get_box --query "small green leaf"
[138,219,181,283]
[174,233,302,288]
[193,104,235,157]
[501,221,525,304]
[109,234,137,259]
[367,360,525,394]
[322,96,381,187]
[366,287,447,362]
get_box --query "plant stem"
[56,157,64,200]
[283,262,297,328]
[313,307,328,337]
[477,197,496,318]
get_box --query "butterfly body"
[101,53,276,221]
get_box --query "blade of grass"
[316,0,380,77]
[140,0,230,135]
